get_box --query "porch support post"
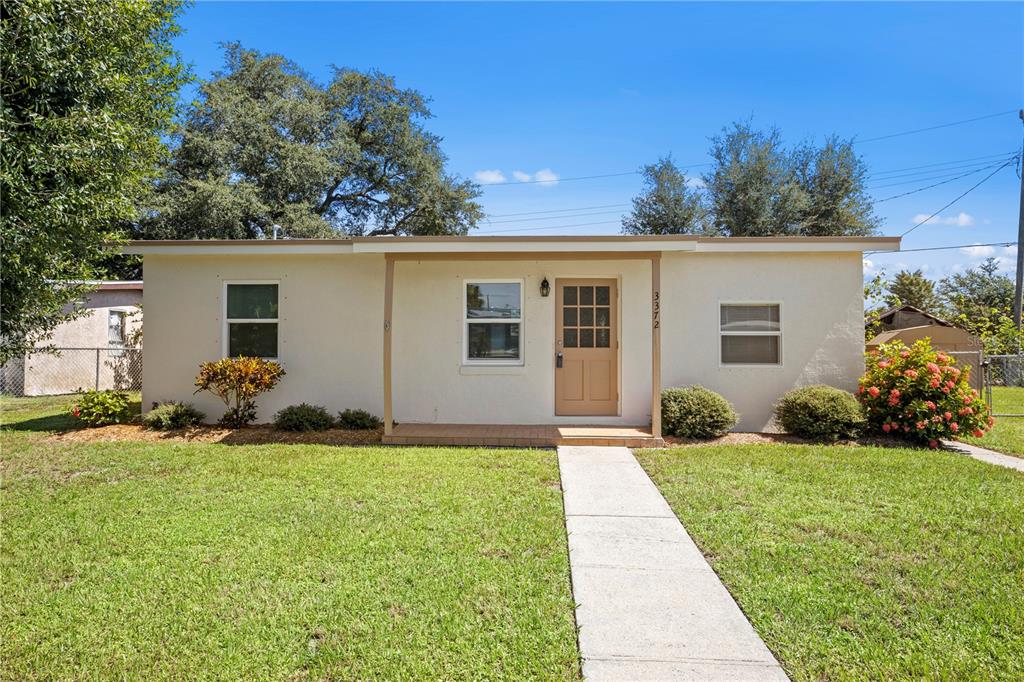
[651,254,662,439]
[383,255,395,436]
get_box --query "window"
[464,281,522,363]
[562,284,612,348]
[720,304,781,365]
[107,310,127,346]
[225,283,279,358]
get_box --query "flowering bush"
[70,390,134,426]
[858,339,992,448]
[194,357,285,427]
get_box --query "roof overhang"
[121,235,900,256]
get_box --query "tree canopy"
[885,269,941,312]
[621,157,714,235]
[137,44,483,240]
[1,0,187,363]
[624,121,878,237]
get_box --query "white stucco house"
[126,235,899,443]
[1,281,143,396]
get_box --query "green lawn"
[961,386,1024,457]
[638,444,1024,681]
[1,397,579,680]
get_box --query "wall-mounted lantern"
[540,277,551,297]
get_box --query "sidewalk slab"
[557,445,788,681]
[944,440,1024,473]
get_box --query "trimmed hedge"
[273,403,334,432]
[661,386,738,439]
[775,385,864,442]
[337,409,383,430]
[144,401,205,430]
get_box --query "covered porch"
[377,238,680,446]
[382,423,664,447]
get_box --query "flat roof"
[123,235,900,256]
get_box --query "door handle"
[556,352,563,369]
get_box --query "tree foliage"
[0,0,187,363]
[138,44,483,240]
[621,156,715,235]
[695,121,878,237]
[885,269,941,312]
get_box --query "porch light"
[540,278,551,297]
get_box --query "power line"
[867,159,1013,189]
[486,202,628,218]
[875,158,1018,203]
[865,241,1016,256]
[901,158,1017,237]
[869,151,1018,176]
[867,156,1014,181]
[855,110,1018,144]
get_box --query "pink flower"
[916,421,927,430]
[944,412,952,421]
[890,389,901,397]
[989,416,996,426]
[950,423,959,433]
[925,401,937,411]
[927,362,940,373]
[857,385,864,394]
[904,369,918,379]
[930,379,941,388]
[972,429,984,438]
[959,407,973,416]
[937,353,949,363]
[882,423,892,433]
[888,396,900,406]
[941,386,951,394]
[900,350,910,358]
[877,360,891,369]
[868,386,880,398]
[929,440,938,449]
[963,395,973,405]
[945,380,956,389]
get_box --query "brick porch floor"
[382,423,664,448]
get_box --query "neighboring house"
[126,235,899,436]
[867,305,983,392]
[1,281,143,396]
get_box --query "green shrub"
[337,408,383,430]
[661,386,737,439]
[144,401,205,430]
[775,385,865,442]
[193,357,285,427]
[70,390,133,426]
[274,403,334,431]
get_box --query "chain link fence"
[980,354,1024,417]
[1,348,142,396]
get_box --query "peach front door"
[555,279,618,416]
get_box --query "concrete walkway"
[558,445,787,681]
[943,440,1024,473]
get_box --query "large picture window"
[720,303,781,365]
[464,280,522,364]
[225,282,279,358]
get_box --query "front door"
[555,279,618,416]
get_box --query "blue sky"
[175,2,1023,281]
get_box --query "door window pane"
[721,335,779,364]
[579,328,594,348]
[720,304,780,333]
[467,323,520,360]
[467,283,521,319]
[229,323,278,358]
[595,307,610,327]
[563,286,577,305]
[596,286,610,305]
[580,286,594,305]
[227,284,278,319]
[580,307,594,326]
[563,308,577,326]
[596,329,610,348]
[563,329,578,348]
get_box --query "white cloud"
[911,211,974,227]
[474,169,506,185]
[960,244,995,259]
[534,168,559,186]
[511,170,532,182]
[862,258,875,276]
[686,177,706,189]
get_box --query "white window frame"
[107,308,129,346]
[462,278,525,366]
[719,301,783,367]
[223,280,280,360]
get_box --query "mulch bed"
[49,423,383,446]
[662,432,919,449]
